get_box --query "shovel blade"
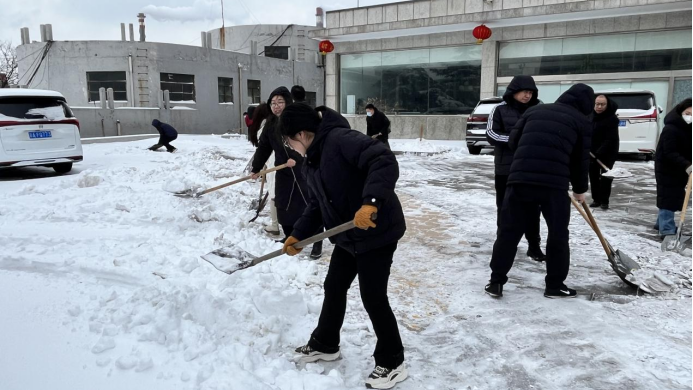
[661,234,690,253]
[172,188,202,198]
[200,246,257,274]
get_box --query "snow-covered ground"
[0,136,690,390]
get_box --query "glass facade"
[673,79,692,108]
[160,73,195,102]
[498,30,692,77]
[87,71,127,102]
[340,45,482,115]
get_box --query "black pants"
[151,135,177,152]
[495,175,542,249]
[308,242,404,369]
[589,162,613,205]
[490,184,571,289]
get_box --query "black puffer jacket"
[507,83,594,194]
[292,107,406,255]
[486,76,539,176]
[366,109,391,142]
[591,97,620,168]
[251,87,308,226]
[655,108,692,211]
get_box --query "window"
[340,46,482,115]
[218,77,233,103]
[248,80,261,104]
[160,73,195,102]
[305,91,317,107]
[264,46,289,60]
[87,71,127,102]
[498,30,692,77]
[0,97,72,120]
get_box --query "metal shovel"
[200,220,361,275]
[590,152,631,179]
[172,162,291,198]
[662,173,692,253]
[570,197,642,289]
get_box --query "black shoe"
[294,344,340,363]
[600,204,609,210]
[526,246,547,262]
[589,201,601,208]
[310,241,323,259]
[365,363,408,389]
[485,282,503,298]
[544,287,577,299]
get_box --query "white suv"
[595,89,663,159]
[0,89,83,174]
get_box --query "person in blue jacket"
[149,119,178,152]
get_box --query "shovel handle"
[569,196,593,229]
[199,163,289,196]
[677,173,692,229]
[580,202,613,258]
[249,220,358,266]
[590,152,611,172]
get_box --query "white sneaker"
[264,224,280,235]
[294,344,340,363]
[365,363,408,389]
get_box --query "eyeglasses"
[595,103,607,107]
[270,101,286,108]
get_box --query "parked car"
[465,97,502,155]
[0,89,82,174]
[595,89,663,160]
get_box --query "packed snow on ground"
[0,136,690,390]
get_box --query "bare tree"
[0,41,18,87]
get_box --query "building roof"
[0,89,65,98]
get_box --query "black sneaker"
[589,201,601,208]
[310,241,323,259]
[526,246,547,262]
[600,204,609,210]
[365,363,408,389]
[544,287,577,299]
[294,344,340,363]
[485,282,503,298]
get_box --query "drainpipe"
[238,63,243,134]
[128,54,135,107]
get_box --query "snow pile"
[390,139,452,154]
[603,167,633,178]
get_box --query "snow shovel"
[200,219,365,275]
[173,161,293,198]
[590,153,631,179]
[249,167,267,210]
[662,173,692,253]
[570,197,641,289]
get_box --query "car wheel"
[467,145,483,155]
[53,162,73,174]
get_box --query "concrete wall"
[16,40,324,136]
[208,25,321,63]
[345,115,467,140]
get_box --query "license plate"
[29,131,52,139]
[619,120,627,127]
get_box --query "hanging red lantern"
[319,40,334,55]
[473,24,492,44]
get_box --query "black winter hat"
[279,103,322,137]
[268,86,293,106]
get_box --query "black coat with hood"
[507,83,594,194]
[655,105,692,211]
[486,75,539,176]
[292,107,406,255]
[251,87,309,226]
[366,108,391,142]
[590,97,620,168]
[152,119,178,139]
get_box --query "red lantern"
[319,40,334,55]
[473,24,492,44]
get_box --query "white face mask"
[683,115,692,125]
[366,111,373,117]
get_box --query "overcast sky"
[1,0,396,47]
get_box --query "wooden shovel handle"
[580,202,613,258]
[677,173,692,227]
[199,163,288,196]
[569,196,593,229]
[590,152,610,172]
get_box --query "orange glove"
[354,205,378,230]
[282,236,303,256]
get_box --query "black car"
[465,97,502,155]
